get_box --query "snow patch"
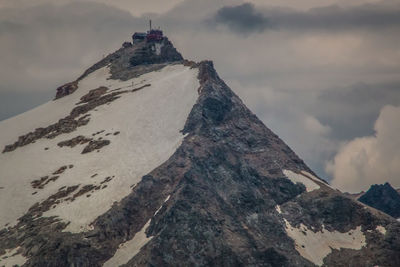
[376,225,386,235]
[104,194,171,266]
[284,219,366,266]
[283,169,320,192]
[275,205,282,214]
[0,247,27,267]
[0,64,199,231]
[154,195,170,216]
[103,219,153,267]
[300,170,334,189]
[155,43,163,56]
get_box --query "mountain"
[358,183,400,219]
[1,36,400,267]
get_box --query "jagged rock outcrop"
[55,81,79,99]
[129,38,183,66]
[76,37,183,85]
[358,183,400,219]
[81,139,110,154]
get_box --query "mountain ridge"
[358,183,400,219]
[0,37,399,267]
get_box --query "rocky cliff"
[358,183,400,219]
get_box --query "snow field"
[0,64,199,233]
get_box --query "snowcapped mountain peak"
[1,35,399,267]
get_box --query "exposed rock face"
[129,38,183,67]
[122,42,133,48]
[57,135,92,148]
[2,115,90,153]
[0,39,399,267]
[79,87,108,104]
[115,61,400,267]
[81,139,110,154]
[359,183,400,218]
[55,81,78,99]
[77,37,182,83]
[53,38,182,102]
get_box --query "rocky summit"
[0,35,399,267]
[358,183,400,219]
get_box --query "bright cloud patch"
[328,105,400,192]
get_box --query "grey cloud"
[313,81,400,140]
[212,2,400,33]
[0,2,144,119]
[0,0,184,16]
[0,2,143,80]
[213,3,269,33]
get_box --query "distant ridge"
[358,182,400,219]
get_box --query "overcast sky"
[0,0,399,192]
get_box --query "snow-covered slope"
[0,64,199,232]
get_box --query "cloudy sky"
[1,0,399,192]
